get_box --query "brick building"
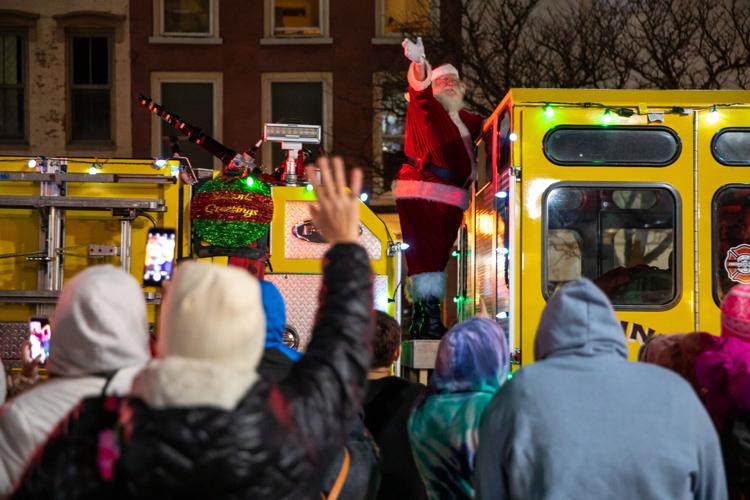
[129,0,445,219]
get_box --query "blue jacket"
[259,280,301,362]
[475,278,726,500]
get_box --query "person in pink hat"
[396,37,484,339]
[693,284,750,497]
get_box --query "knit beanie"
[721,284,750,342]
[49,265,150,377]
[158,260,266,370]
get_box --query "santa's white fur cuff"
[411,272,447,300]
[408,61,433,91]
[394,179,470,210]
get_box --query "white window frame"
[260,72,333,166]
[261,0,332,45]
[373,0,438,44]
[150,0,222,45]
[150,72,223,170]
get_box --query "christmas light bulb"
[246,176,255,187]
[509,132,518,142]
[305,183,314,192]
[88,165,98,175]
[544,104,554,118]
[27,159,37,168]
[602,110,612,125]
[708,106,719,124]
[359,192,369,202]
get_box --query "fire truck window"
[476,129,491,188]
[713,185,750,305]
[545,186,677,307]
[612,190,658,210]
[497,111,511,174]
[712,129,750,166]
[543,126,680,166]
[547,230,582,292]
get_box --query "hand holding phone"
[143,228,176,286]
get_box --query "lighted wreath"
[191,175,274,248]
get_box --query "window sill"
[260,37,333,46]
[149,36,223,45]
[0,140,29,150]
[371,37,403,45]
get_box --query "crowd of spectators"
[0,157,747,499]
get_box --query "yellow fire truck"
[459,88,750,365]
[0,155,398,366]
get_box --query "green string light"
[305,183,314,192]
[544,104,554,118]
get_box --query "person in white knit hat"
[396,37,485,340]
[130,259,265,410]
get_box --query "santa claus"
[396,37,483,340]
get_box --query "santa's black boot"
[421,297,447,340]
[408,300,425,340]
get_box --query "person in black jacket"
[12,157,374,500]
[257,279,381,500]
[363,311,427,500]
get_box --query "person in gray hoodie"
[0,362,5,404]
[0,265,150,497]
[475,278,726,500]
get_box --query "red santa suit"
[395,62,483,303]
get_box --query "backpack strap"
[321,447,350,500]
[96,371,118,397]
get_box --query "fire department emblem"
[725,244,750,285]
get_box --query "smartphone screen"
[28,317,51,365]
[143,228,176,286]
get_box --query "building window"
[373,73,406,195]
[164,0,211,35]
[382,0,430,35]
[152,0,220,43]
[0,31,25,141]
[161,83,214,169]
[261,73,333,169]
[150,72,223,170]
[713,185,750,305]
[262,0,330,43]
[69,33,112,142]
[544,185,679,308]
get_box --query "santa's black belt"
[404,156,470,189]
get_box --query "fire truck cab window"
[543,126,681,166]
[712,129,750,166]
[713,186,750,304]
[545,186,677,307]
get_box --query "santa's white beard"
[435,91,465,113]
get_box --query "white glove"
[402,37,425,64]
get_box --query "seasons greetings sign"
[191,177,274,247]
